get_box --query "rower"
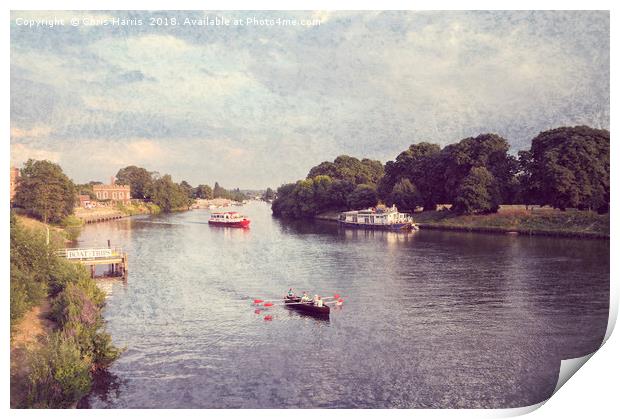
[301,291,311,302]
[315,296,323,307]
[287,288,295,298]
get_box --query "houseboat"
[338,205,418,231]
[208,211,251,228]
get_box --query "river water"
[77,201,609,409]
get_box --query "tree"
[379,142,443,210]
[147,175,189,212]
[441,134,517,205]
[347,184,378,210]
[524,126,609,212]
[115,166,153,199]
[75,184,97,200]
[179,180,193,198]
[452,167,500,214]
[193,184,213,199]
[389,178,421,212]
[213,182,226,199]
[14,159,76,224]
[262,187,275,201]
[307,155,384,186]
[327,180,356,210]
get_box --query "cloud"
[10,11,610,188]
[10,126,52,139]
[11,143,61,165]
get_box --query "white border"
[3,1,617,418]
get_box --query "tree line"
[13,161,248,222]
[272,126,610,218]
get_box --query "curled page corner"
[490,353,597,418]
[553,353,595,395]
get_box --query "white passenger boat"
[338,205,418,231]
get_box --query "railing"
[55,247,124,260]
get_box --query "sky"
[10,10,609,189]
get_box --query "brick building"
[93,177,131,203]
[77,194,93,208]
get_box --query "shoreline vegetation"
[10,160,261,408]
[315,206,609,239]
[10,213,120,408]
[273,126,610,241]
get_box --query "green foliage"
[145,202,161,214]
[10,213,51,326]
[213,182,246,202]
[347,184,379,210]
[273,125,608,219]
[193,184,213,199]
[441,134,517,204]
[307,155,384,186]
[11,212,120,407]
[147,174,193,212]
[25,332,92,408]
[116,166,153,199]
[389,178,421,212]
[75,184,97,200]
[272,176,358,218]
[262,187,275,201]
[379,142,442,211]
[50,279,119,369]
[14,159,76,223]
[61,215,83,242]
[453,167,501,214]
[524,126,609,212]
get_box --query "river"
[76,201,609,409]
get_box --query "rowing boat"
[283,296,330,317]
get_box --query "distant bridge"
[56,247,128,279]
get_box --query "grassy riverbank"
[10,213,120,408]
[314,208,609,239]
[411,208,609,239]
[73,201,161,223]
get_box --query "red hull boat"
[208,211,251,228]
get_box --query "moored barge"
[339,205,418,231]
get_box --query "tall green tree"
[307,155,384,186]
[389,178,421,212]
[347,184,379,210]
[379,142,443,210]
[524,126,609,212]
[452,167,501,214]
[179,180,193,198]
[14,159,76,224]
[213,182,226,198]
[441,133,517,206]
[262,187,275,201]
[115,166,153,199]
[193,184,213,199]
[147,175,189,212]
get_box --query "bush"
[26,333,92,408]
[146,202,161,214]
[10,213,52,328]
[11,211,120,408]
